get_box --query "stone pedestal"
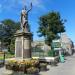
[14,31,32,59]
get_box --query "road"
[40,54,75,75]
[0,55,75,75]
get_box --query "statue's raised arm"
[27,3,32,13]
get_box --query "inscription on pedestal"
[24,39,30,49]
[14,32,32,59]
[23,39,31,58]
[15,37,22,57]
[23,49,31,58]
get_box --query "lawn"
[0,56,4,60]
[0,52,14,60]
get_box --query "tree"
[0,19,20,53]
[38,11,65,46]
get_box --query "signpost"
[52,39,65,63]
[52,40,61,51]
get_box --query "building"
[32,40,51,52]
[61,33,74,55]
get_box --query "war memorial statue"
[14,3,33,59]
[21,3,32,32]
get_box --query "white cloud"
[0,0,46,13]
[31,0,46,9]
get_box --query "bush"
[48,50,55,57]
[40,63,47,67]
[39,63,47,71]
[27,67,39,74]
[5,59,39,73]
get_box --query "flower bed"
[5,59,39,74]
[27,67,39,74]
[39,63,47,71]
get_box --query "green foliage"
[0,52,14,60]
[47,50,55,57]
[38,11,66,46]
[0,56,4,60]
[52,42,61,48]
[5,59,39,73]
[32,46,44,52]
[0,19,20,52]
[4,52,15,58]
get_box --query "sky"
[0,0,75,44]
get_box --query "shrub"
[5,59,39,72]
[47,50,55,57]
[39,63,47,71]
[27,67,39,74]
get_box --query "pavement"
[0,54,75,75]
[40,54,75,75]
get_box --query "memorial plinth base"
[14,31,32,59]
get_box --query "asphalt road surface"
[40,54,75,75]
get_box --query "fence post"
[3,52,5,65]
